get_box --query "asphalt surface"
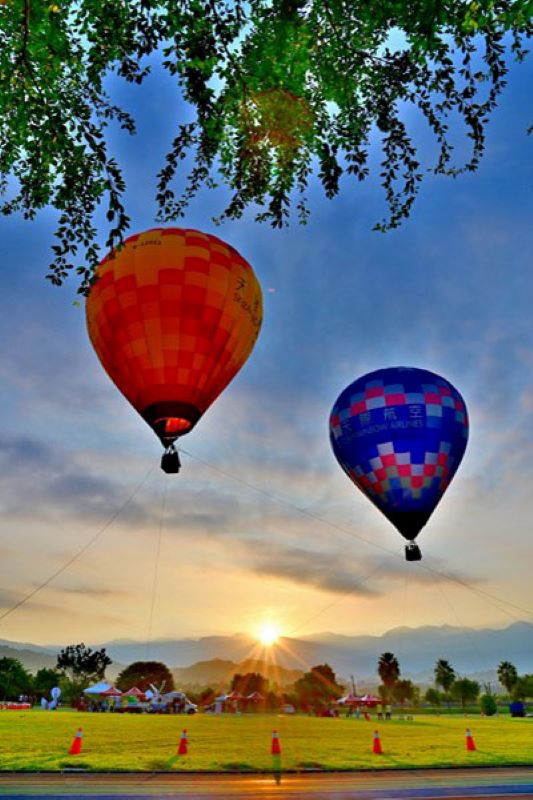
[1,768,533,799]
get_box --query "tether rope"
[178,446,533,623]
[286,558,389,637]
[0,461,157,624]
[146,473,168,658]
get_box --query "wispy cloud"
[242,542,381,596]
[235,541,481,598]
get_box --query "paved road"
[1,769,533,799]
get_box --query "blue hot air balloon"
[329,367,468,561]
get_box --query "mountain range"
[171,657,303,688]
[1,621,531,687]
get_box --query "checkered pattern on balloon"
[330,368,468,517]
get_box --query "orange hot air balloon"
[86,227,263,473]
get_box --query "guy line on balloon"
[86,226,469,564]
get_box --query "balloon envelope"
[330,367,468,543]
[86,228,262,446]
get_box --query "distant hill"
[289,622,533,680]
[0,639,123,679]
[96,622,532,680]
[96,634,260,669]
[0,642,57,672]
[172,657,304,689]
[2,621,531,686]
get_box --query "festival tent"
[84,681,114,695]
[336,693,380,707]
[246,691,265,702]
[226,690,245,701]
[360,694,380,707]
[100,686,123,697]
[124,687,145,698]
[336,693,365,706]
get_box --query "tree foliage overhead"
[0,0,531,291]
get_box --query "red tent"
[124,686,145,699]
[360,694,380,707]
[337,693,365,705]
[246,691,265,702]
[124,686,146,702]
[100,686,123,697]
[226,690,245,701]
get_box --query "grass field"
[0,710,532,772]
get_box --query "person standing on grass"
[385,703,392,720]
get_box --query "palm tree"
[497,661,518,695]
[434,659,455,694]
[378,652,400,691]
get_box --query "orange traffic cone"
[69,727,83,755]
[178,729,188,755]
[271,730,281,755]
[372,729,383,754]
[466,728,476,752]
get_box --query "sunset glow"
[257,622,280,646]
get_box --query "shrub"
[480,694,497,716]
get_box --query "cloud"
[0,588,85,620]
[0,433,154,526]
[0,587,24,609]
[0,435,61,473]
[521,388,533,412]
[52,583,130,600]
[236,538,481,598]
[0,310,107,413]
[238,540,380,596]
[1,467,150,526]
[45,470,151,525]
[163,485,242,535]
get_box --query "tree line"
[1,643,531,713]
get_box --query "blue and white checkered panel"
[330,367,468,517]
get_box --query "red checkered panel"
[86,228,263,434]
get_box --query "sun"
[257,622,280,647]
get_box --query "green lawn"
[0,710,531,772]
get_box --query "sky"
[0,44,532,649]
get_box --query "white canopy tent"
[83,681,114,695]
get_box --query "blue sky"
[0,49,531,647]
